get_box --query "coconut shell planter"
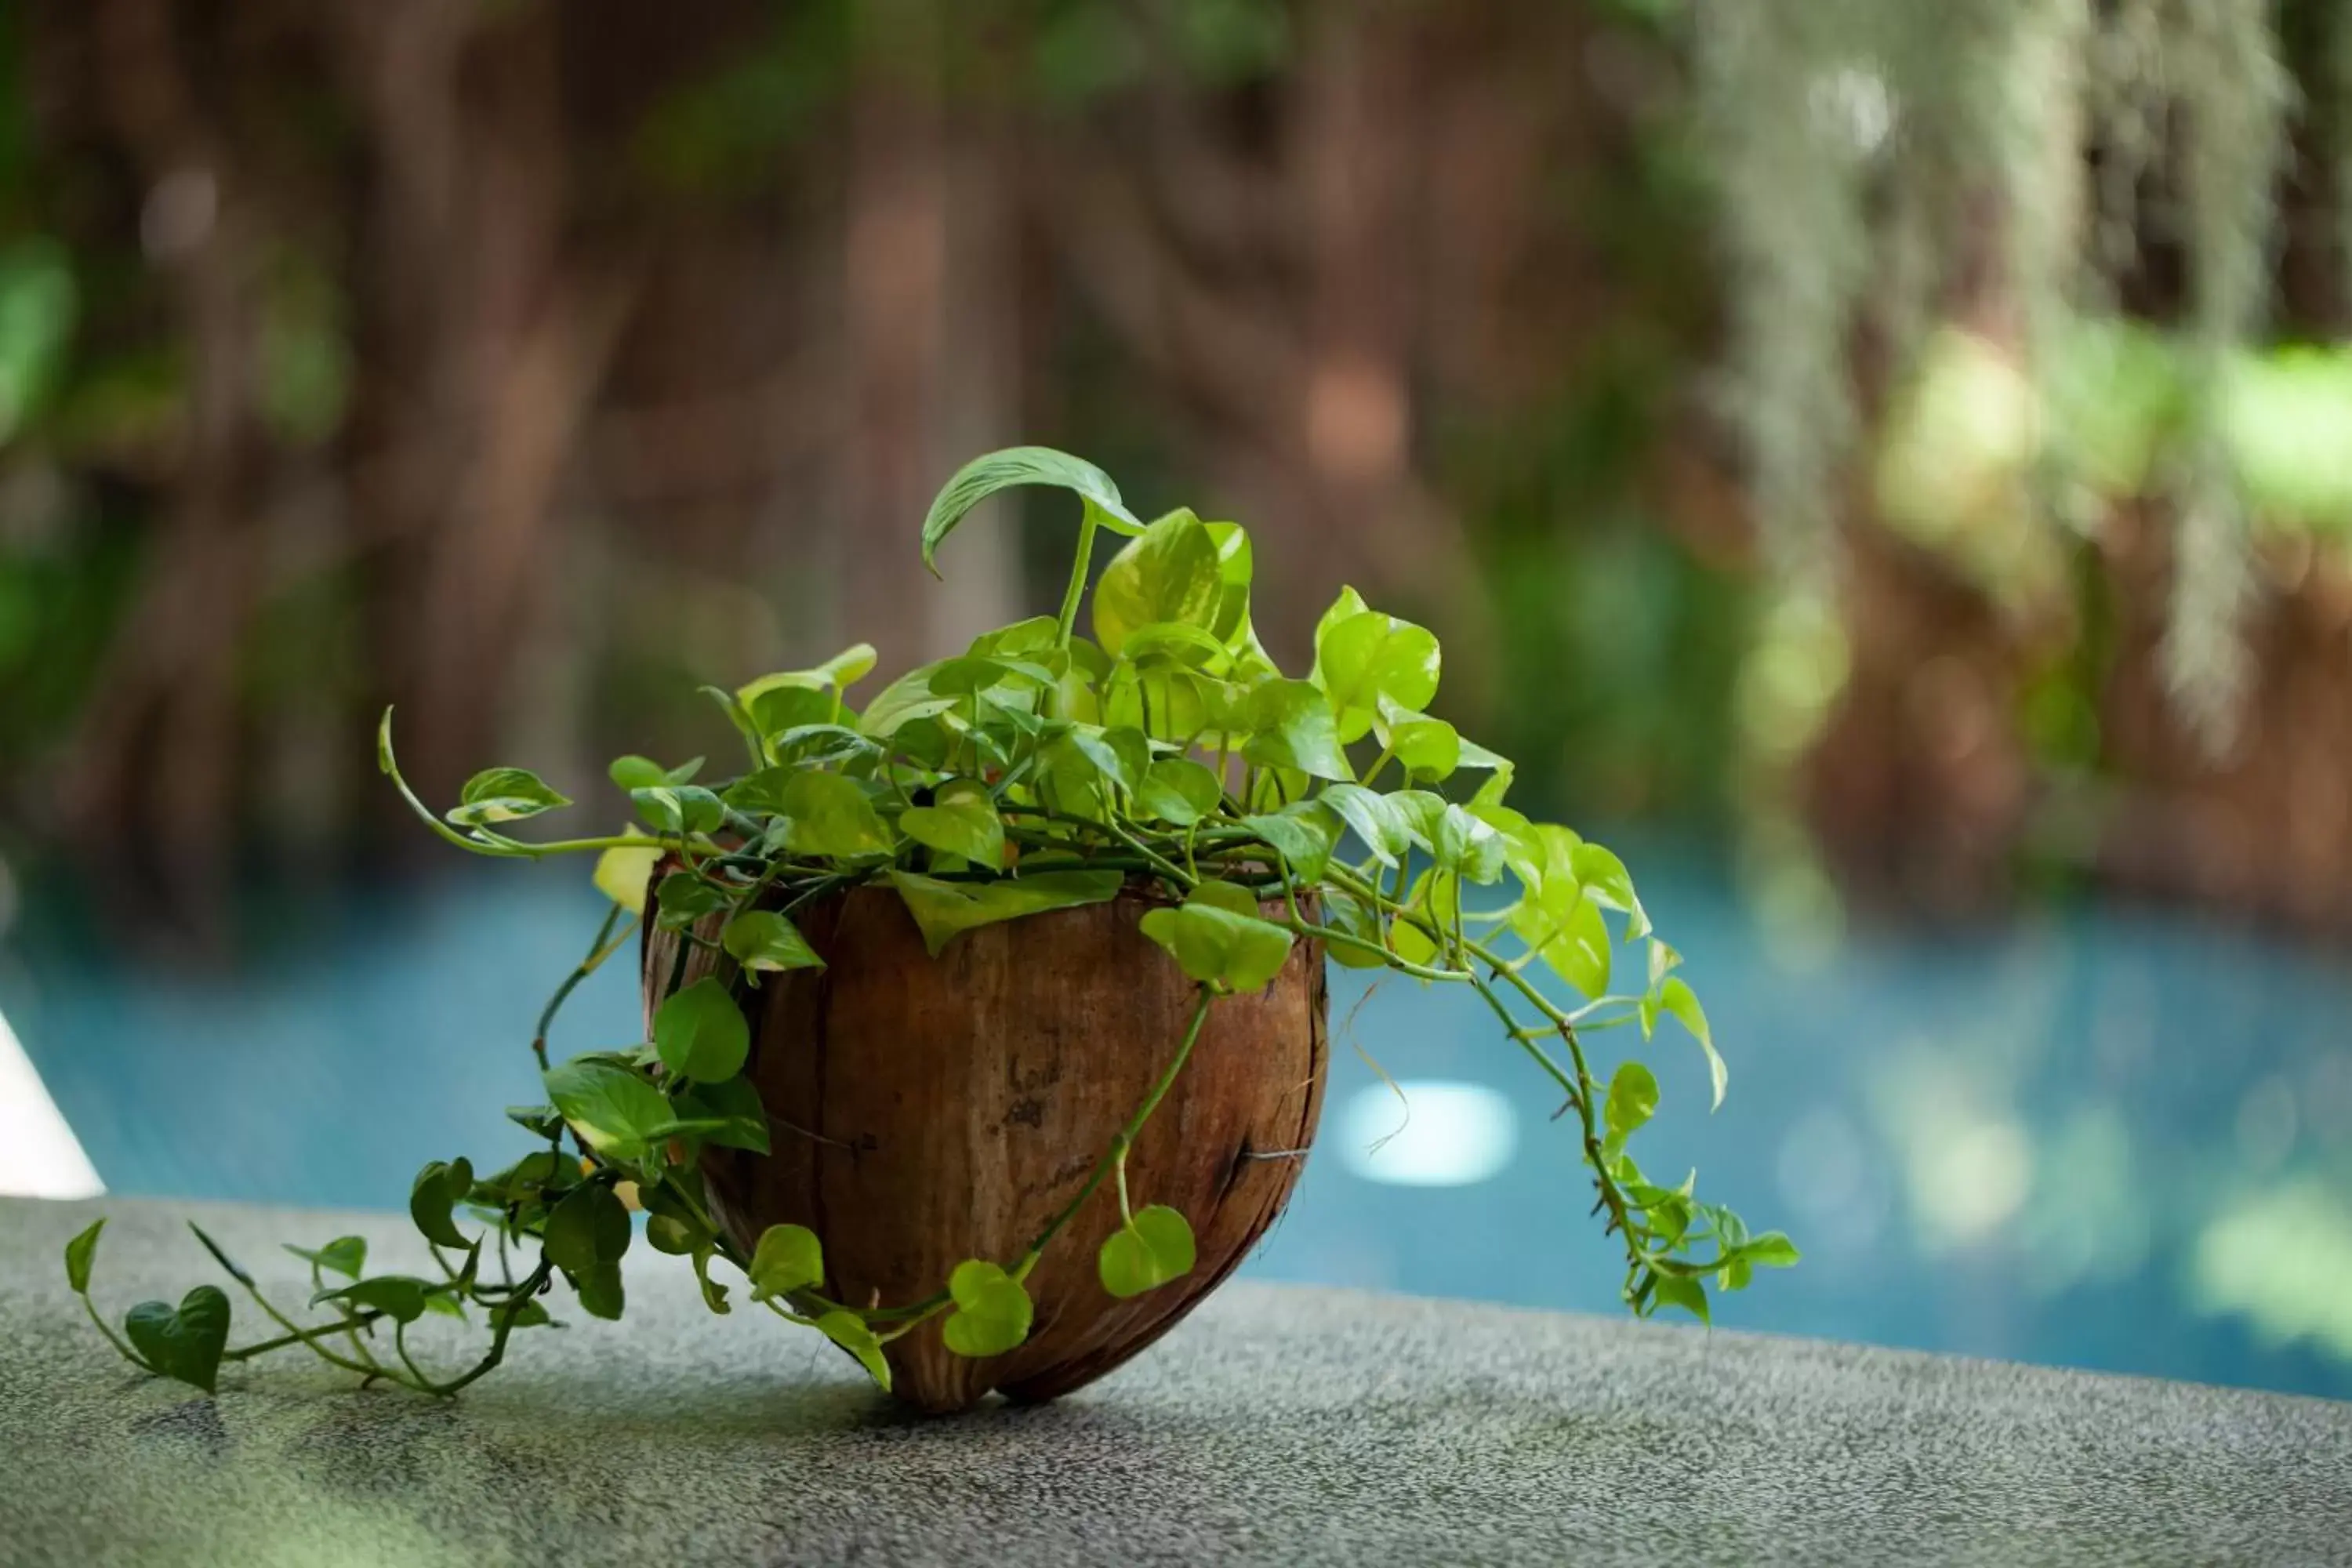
[63,448,1794,1410]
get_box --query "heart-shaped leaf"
[1098,1205,1197,1299]
[667,1075,770,1155]
[1138,891,1294,993]
[816,1308,892,1391]
[775,771,894,859]
[630,783,724,837]
[543,1182,633,1276]
[408,1157,474,1250]
[283,1235,367,1280]
[940,1260,1035,1358]
[1136,757,1225,826]
[124,1286,232,1394]
[1093,510,1223,655]
[573,1261,626,1321]
[447,766,572,827]
[1309,593,1440,744]
[652,871,731,932]
[654,978,750,1083]
[1237,679,1352,782]
[921,446,1142,578]
[898,781,1005,867]
[1242,801,1341,883]
[310,1276,432,1326]
[608,754,703,791]
[748,1224,824,1300]
[593,834,662,913]
[1605,1060,1660,1140]
[544,1058,673,1161]
[887,869,1124,956]
[721,909,825,975]
[64,1218,104,1294]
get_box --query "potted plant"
[62,447,1794,1411]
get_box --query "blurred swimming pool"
[7,842,2350,1402]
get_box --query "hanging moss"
[2162,0,2291,752]
[1697,0,2302,754]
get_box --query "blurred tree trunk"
[333,0,637,812]
[834,0,1018,670]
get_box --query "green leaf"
[1658,976,1726,1109]
[1433,804,1507,884]
[631,783,724,837]
[124,1287,232,1394]
[408,1158,475,1250]
[310,1276,430,1327]
[748,1224,824,1300]
[608,754,702,791]
[739,643,879,704]
[1041,724,1136,808]
[653,870,733,932]
[1238,679,1352,782]
[777,771,894,859]
[670,1075,771,1154]
[1571,841,1651,939]
[1606,1061,1660,1140]
[1518,891,1610,998]
[1650,1272,1710,1325]
[573,1261,626,1321]
[447,767,572,828]
[1739,1232,1802,1268]
[544,1058,674,1160]
[1374,698,1461,782]
[64,1218,103,1294]
[1467,755,1516,804]
[691,1249,731,1315]
[1119,618,1232,669]
[1092,510,1223,656]
[816,1308,891,1392]
[593,836,662,913]
[940,1260,1036,1358]
[1203,520,1254,642]
[898,781,1005,867]
[1319,782,1413,868]
[1310,596,1440,744]
[284,1235,368,1279]
[1136,757,1225,826]
[1138,891,1294,993]
[887,869,1124,956]
[856,662,960,739]
[1243,800,1340,883]
[722,909,826,975]
[645,1214,699,1256]
[745,684,837,742]
[1097,1206,1197,1298]
[921,446,1142,576]
[654,978,750,1083]
[543,1182,633,1276]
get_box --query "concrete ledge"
[3,1196,2347,1566]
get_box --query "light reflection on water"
[6,843,2350,1401]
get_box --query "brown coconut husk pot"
[641,877,1328,1413]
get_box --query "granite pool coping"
[2,1195,2347,1566]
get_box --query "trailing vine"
[64,448,1792,1399]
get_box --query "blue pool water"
[7,846,2350,1402]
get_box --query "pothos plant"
[64,447,1795,1399]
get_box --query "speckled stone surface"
[4,1196,2348,1566]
